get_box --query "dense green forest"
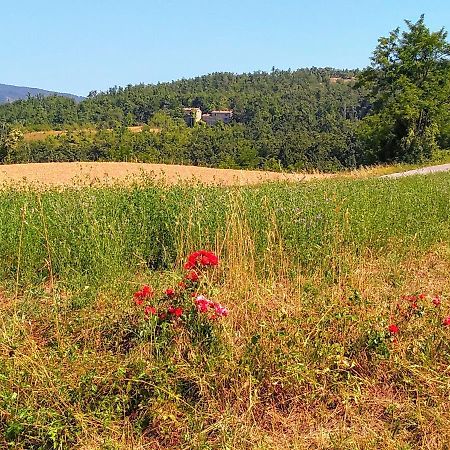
[1,16,449,172]
[0,68,366,171]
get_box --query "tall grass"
[1,173,449,296]
[1,174,450,449]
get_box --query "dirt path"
[0,162,328,187]
[382,163,450,178]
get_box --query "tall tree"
[358,15,450,163]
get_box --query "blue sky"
[1,0,449,96]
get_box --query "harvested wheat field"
[0,161,329,187]
[22,126,159,142]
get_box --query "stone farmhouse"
[183,108,233,126]
[182,108,202,126]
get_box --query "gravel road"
[382,163,450,178]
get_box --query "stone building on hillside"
[201,110,233,126]
[183,107,234,127]
[182,107,202,126]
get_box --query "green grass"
[1,174,450,448]
[1,174,450,296]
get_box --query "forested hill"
[0,68,370,171]
[0,83,84,105]
[0,68,362,128]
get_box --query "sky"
[1,0,449,96]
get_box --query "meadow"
[1,173,450,449]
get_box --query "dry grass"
[0,160,407,189]
[0,161,331,187]
[22,126,158,142]
[1,175,450,448]
[2,240,450,449]
[22,130,68,141]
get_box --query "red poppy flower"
[443,316,450,326]
[419,293,426,300]
[168,306,183,317]
[194,295,210,313]
[158,312,167,320]
[184,250,219,269]
[141,285,153,297]
[165,288,175,297]
[178,281,186,290]
[133,285,154,305]
[388,324,399,334]
[196,300,208,312]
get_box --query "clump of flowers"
[388,292,449,338]
[184,250,219,270]
[134,285,153,306]
[132,250,227,327]
[194,294,228,319]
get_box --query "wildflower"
[141,285,153,297]
[165,288,175,297]
[194,295,210,313]
[432,296,441,307]
[214,303,229,317]
[185,270,199,282]
[388,324,399,334]
[419,293,426,300]
[178,281,186,290]
[184,250,219,270]
[194,295,228,318]
[144,305,157,316]
[443,316,450,326]
[168,306,183,317]
[134,285,153,305]
[158,312,167,320]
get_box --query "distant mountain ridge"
[0,83,84,104]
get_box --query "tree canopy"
[357,15,450,163]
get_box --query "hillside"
[0,68,369,171]
[1,67,447,172]
[0,68,362,127]
[0,83,84,104]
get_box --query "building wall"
[202,110,233,125]
[183,108,202,126]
